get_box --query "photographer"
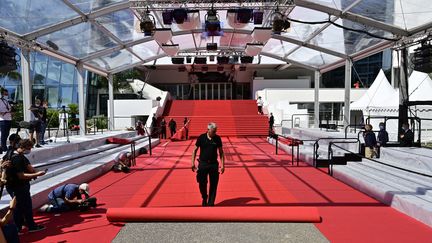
[5,139,46,233]
[39,183,95,213]
[28,99,43,148]
[0,89,12,154]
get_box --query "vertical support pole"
[108,74,115,131]
[275,135,278,155]
[398,48,409,138]
[344,59,352,127]
[314,71,320,128]
[76,63,86,136]
[20,49,32,121]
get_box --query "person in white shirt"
[0,89,12,154]
[256,96,264,115]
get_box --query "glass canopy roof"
[1,0,431,75]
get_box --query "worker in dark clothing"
[191,122,225,207]
[168,118,177,137]
[376,122,389,158]
[400,123,414,147]
[269,113,274,132]
[160,118,167,139]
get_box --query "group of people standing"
[363,122,414,158]
[146,114,189,140]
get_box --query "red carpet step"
[163,100,268,137]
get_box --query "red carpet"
[107,206,321,222]
[22,137,432,243]
[163,100,268,137]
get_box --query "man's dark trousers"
[196,163,219,206]
[0,120,11,153]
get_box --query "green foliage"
[97,69,141,92]
[11,102,23,127]
[46,109,59,128]
[67,103,79,127]
[86,115,108,130]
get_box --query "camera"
[77,197,97,212]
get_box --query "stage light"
[230,55,239,64]
[140,9,156,36]
[413,41,432,73]
[172,9,188,24]
[194,57,207,64]
[207,43,218,51]
[0,41,17,73]
[237,9,253,24]
[186,56,192,63]
[177,10,200,30]
[272,12,290,34]
[205,8,221,36]
[253,11,264,25]
[171,57,184,64]
[240,56,254,64]
[162,11,173,25]
[217,56,229,65]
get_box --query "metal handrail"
[313,137,360,167]
[344,124,365,138]
[328,140,361,175]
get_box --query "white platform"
[0,131,160,210]
[268,128,432,227]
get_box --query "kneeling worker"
[40,183,93,213]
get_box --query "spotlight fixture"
[217,56,229,65]
[206,43,218,51]
[177,10,200,30]
[236,9,253,24]
[205,7,221,36]
[186,56,192,63]
[272,12,290,34]
[0,41,17,73]
[171,57,185,64]
[253,11,264,25]
[240,56,254,64]
[162,11,173,25]
[172,8,188,24]
[140,8,156,36]
[194,57,207,64]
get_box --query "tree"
[97,69,142,92]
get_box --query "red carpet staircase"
[163,100,268,137]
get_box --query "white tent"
[350,69,398,111]
[409,71,432,102]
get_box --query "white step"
[333,164,432,227]
[0,138,160,210]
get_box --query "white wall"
[108,100,155,130]
[257,88,367,104]
[253,79,311,97]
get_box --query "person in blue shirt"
[39,183,90,213]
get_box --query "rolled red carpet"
[106,206,321,222]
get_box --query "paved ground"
[112,223,329,243]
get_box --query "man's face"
[208,128,217,137]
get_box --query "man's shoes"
[35,144,42,148]
[202,199,208,207]
[28,225,46,233]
